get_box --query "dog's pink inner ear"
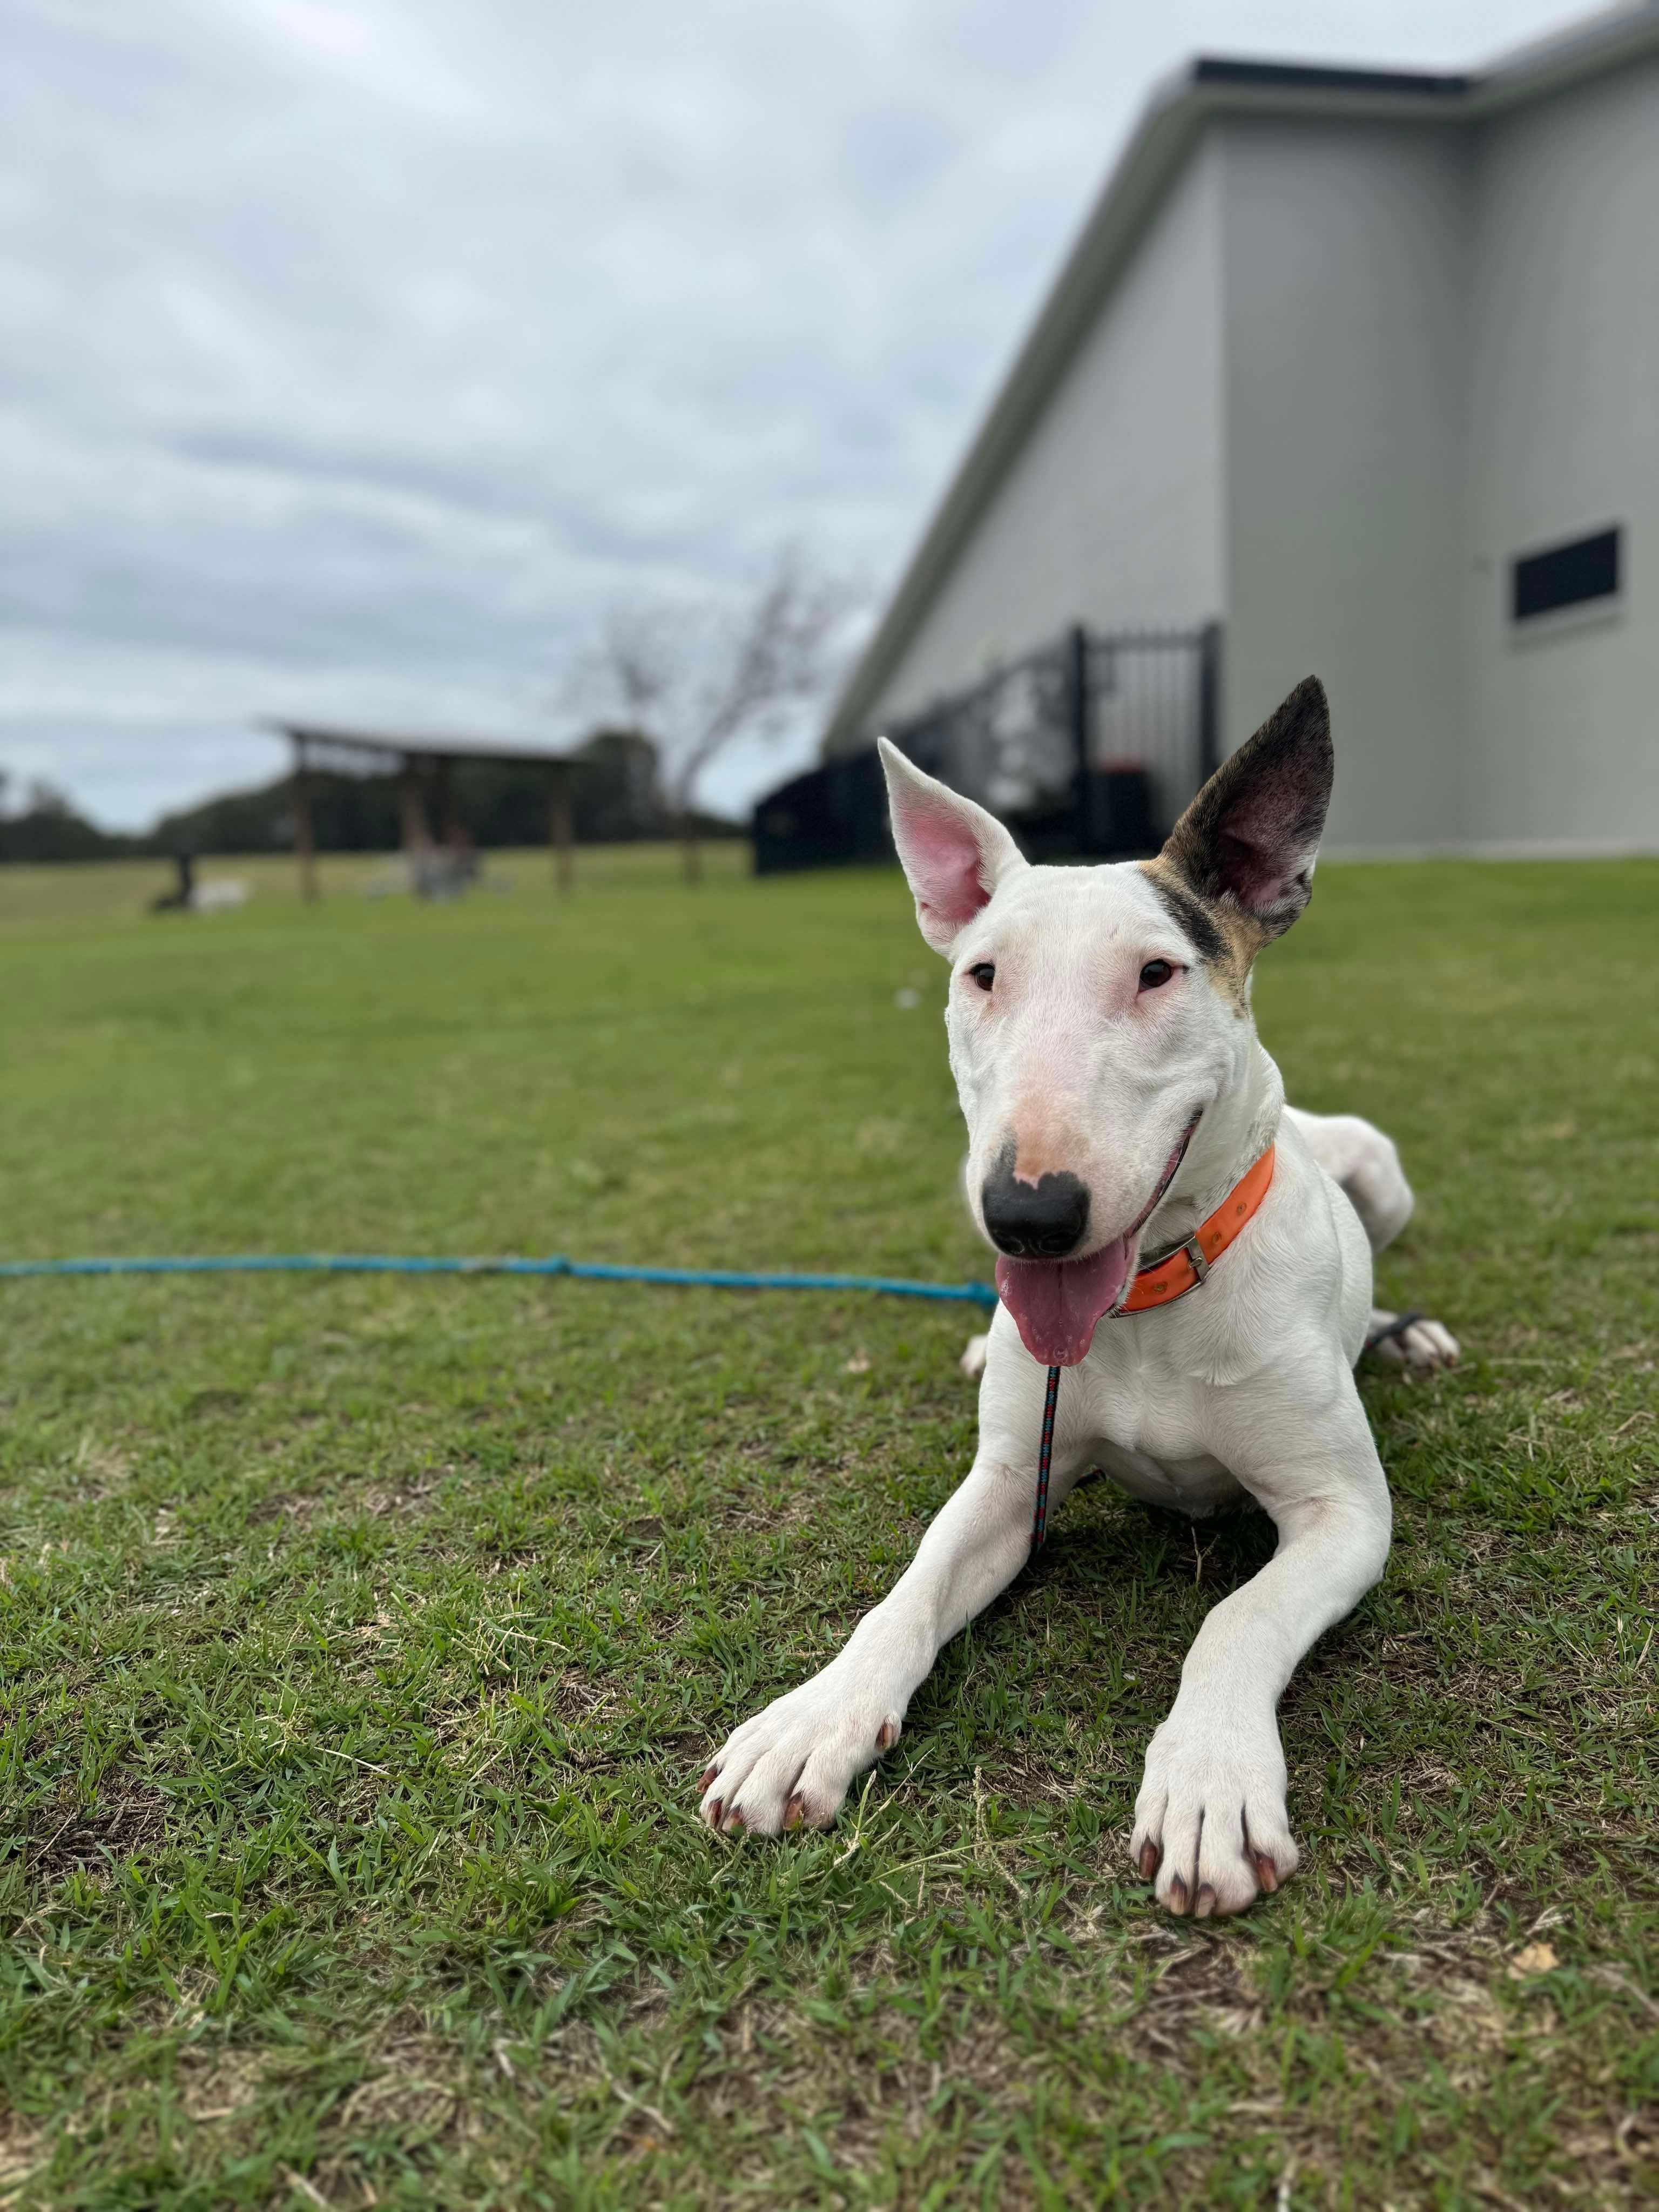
[903,799,995,935]
[1217,820,1310,915]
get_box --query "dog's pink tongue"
[995,1240,1132,1367]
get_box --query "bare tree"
[571,547,862,881]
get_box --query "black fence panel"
[753,748,892,875]
[754,621,1220,874]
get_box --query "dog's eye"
[1138,959,1176,991]
[968,963,995,992]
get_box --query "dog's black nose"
[981,1164,1089,1259]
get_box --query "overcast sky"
[3,0,1589,828]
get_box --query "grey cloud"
[2,0,1582,826]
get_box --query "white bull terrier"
[699,678,1456,1916]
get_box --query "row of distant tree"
[1,547,869,874]
[0,776,154,863]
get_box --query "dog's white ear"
[878,735,1026,954]
[1161,676,1333,939]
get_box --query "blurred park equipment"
[148,849,251,914]
[149,848,196,912]
[815,3,1659,862]
[267,724,585,901]
[190,878,250,912]
[757,622,1218,872]
[570,544,864,882]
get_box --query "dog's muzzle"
[980,1163,1089,1259]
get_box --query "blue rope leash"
[0,1251,1000,1306]
[0,1250,1051,1544]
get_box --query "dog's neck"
[1144,1040,1284,1253]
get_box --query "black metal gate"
[754,621,1220,874]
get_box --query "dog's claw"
[1253,1852,1280,1894]
[783,1792,806,1830]
[724,1809,744,1832]
[1138,1839,1161,1882]
[1166,1873,1189,1914]
[698,1764,718,1793]
[705,1797,723,1828]
[875,1717,898,1752]
[1193,1883,1217,1919]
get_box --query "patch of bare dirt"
[31,1779,172,1881]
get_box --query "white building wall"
[1464,56,1659,849]
[841,51,1657,853]
[861,136,1227,730]
[1218,119,1473,852]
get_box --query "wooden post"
[399,755,431,854]
[679,810,703,885]
[433,753,460,846]
[549,765,574,893]
[399,753,435,896]
[292,736,319,903]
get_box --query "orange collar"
[1116,1144,1276,1314]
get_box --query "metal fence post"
[1197,621,1223,783]
[1067,623,1091,848]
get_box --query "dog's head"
[879,676,1332,1365]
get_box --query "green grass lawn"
[0,846,1654,2210]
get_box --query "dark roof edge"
[1191,57,1470,98]
[264,720,584,767]
[822,3,1659,754]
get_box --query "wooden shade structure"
[264,723,584,902]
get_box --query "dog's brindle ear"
[878,735,1026,955]
[1158,676,1333,944]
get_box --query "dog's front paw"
[698,1667,901,1837]
[1130,1707,1299,1916]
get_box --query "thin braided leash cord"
[1028,1317,1422,1553]
[1029,1363,1062,1553]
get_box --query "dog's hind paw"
[1366,1308,1460,1372]
[1131,1707,1299,1917]
[959,1332,989,1381]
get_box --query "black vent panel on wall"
[1511,526,1622,622]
